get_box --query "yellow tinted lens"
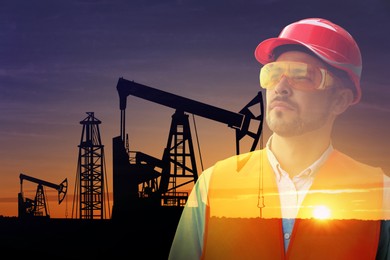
[287,63,321,90]
[260,62,285,89]
[259,62,325,90]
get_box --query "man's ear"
[332,88,354,115]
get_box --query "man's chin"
[267,120,303,137]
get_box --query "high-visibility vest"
[202,149,383,259]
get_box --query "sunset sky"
[1,0,389,218]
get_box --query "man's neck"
[270,132,331,177]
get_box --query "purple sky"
[1,0,390,217]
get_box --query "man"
[169,18,390,259]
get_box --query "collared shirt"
[265,136,334,250]
[266,136,334,219]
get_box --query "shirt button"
[284,233,291,240]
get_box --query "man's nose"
[274,76,292,96]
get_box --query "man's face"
[265,51,337,137]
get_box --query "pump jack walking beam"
[116,77,264,154]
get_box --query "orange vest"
[202,150,383,259]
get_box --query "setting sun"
[313,205,331,220]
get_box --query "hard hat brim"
[255,37,320,64]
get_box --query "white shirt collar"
[265,135,334,181]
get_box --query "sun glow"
[313,205,331,220]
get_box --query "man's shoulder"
[215,149,264,166]
[330,149,384,174]
[208,149,266,179]
[207,150,265,191]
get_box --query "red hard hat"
[254,18,362,104]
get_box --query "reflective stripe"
[314,50,362,77]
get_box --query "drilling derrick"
[73,112,110,219]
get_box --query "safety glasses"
[260,61,335,91]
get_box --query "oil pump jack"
[18,173,68,219]
[111,77,264,218]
